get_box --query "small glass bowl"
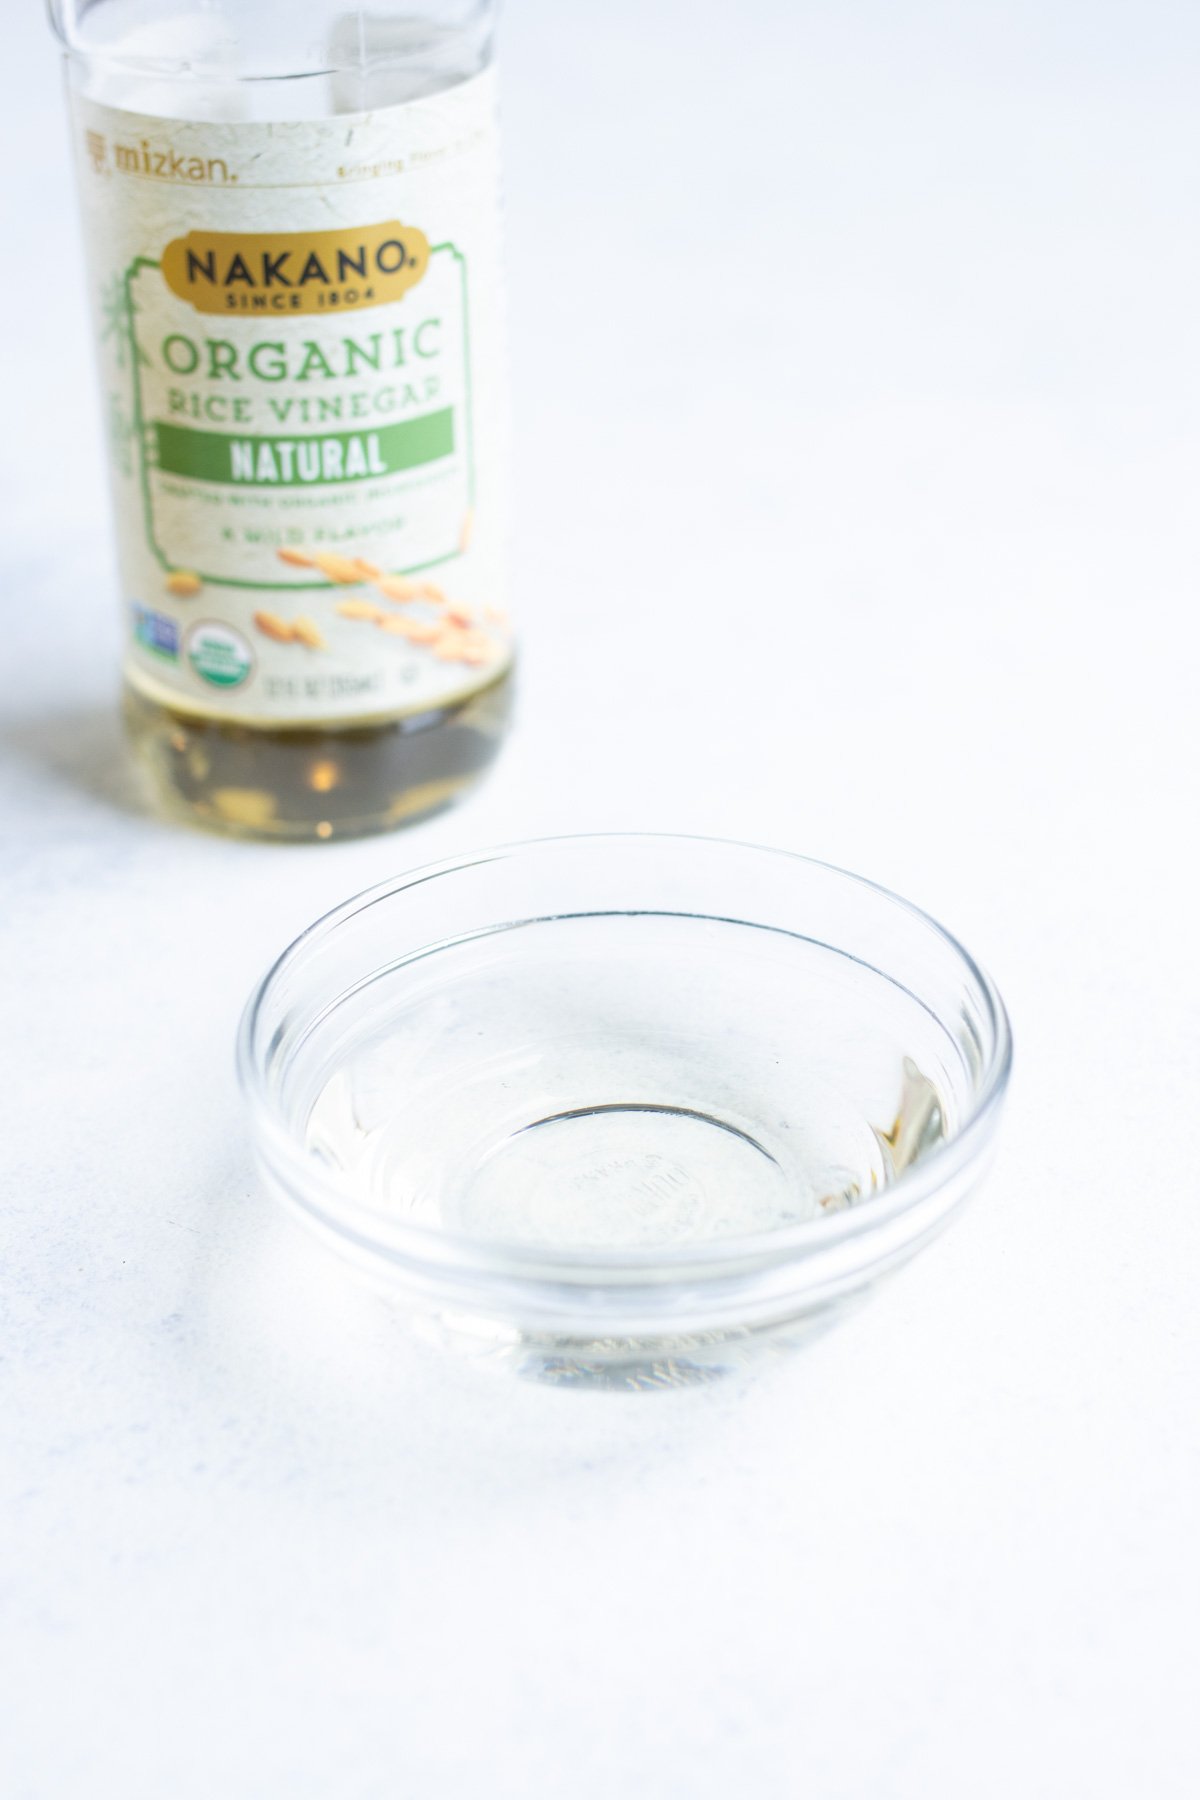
[238,835,1012,1386]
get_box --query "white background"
[3,2,1198,1795]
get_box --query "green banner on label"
[153,409,455,487]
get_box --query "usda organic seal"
[185,621,254,689]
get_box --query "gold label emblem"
[161,223,431,316]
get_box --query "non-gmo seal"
[185,620,254,688]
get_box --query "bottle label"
[72,73,510,725]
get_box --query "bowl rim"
[236,831,1013,1277]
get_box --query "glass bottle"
[49,2,511,840]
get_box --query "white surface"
[3,3,1198,1795]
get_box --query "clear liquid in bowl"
[301,913,952,1251]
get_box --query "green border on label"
[123,244,475,592]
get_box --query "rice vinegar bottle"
[50,2,511,839]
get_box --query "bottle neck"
[50,2,497,117]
